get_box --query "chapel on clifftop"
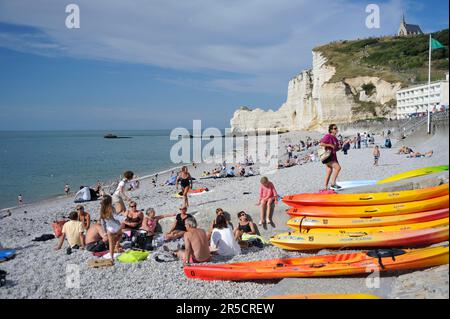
[398,14,423,36]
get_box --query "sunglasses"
[130,205,137,208]
[332,127,338,130]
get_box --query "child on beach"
[17,194,23,206]
[112,170,134,214]
[373,145,380,166]
[64,184,70,195]
[99,195,125,263]
[76,205,91,230]
[140,208,176,236]
[55,211,85,252]
[256,177,278,227]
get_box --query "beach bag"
[134,232,154,251]
[117,250,149,263]
[317,147,332,163]
[52,220,67,238]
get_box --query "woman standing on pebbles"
[256,176,278,227]
[320,124,342,191]
[99,195,125,264]
[176,166,193,208]
[112,170,134,213]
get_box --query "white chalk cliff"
[230,51,402,132]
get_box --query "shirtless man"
[76,205,91,230]
[85,223,108,252]
[177,217,210,264]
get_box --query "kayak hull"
[287,208,449,230]
[377,165,449,184]
[283,184,449,207]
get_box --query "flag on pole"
[427,36,446,134]
[431,37,445,50]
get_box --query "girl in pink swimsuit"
[140,208,176,235]
[256,176,278,227]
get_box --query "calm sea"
[0,130,194,209]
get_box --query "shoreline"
[0,129,448,299]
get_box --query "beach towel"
[102,252,122,260]
[88,259,114,268]
[117,250,149,263]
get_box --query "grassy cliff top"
[314,29,449,86]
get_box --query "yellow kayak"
[287,208,449,230]
[270,224,449,250]
[377,165,449,184]
[291,218,449,234]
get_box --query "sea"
[0,130,217,210]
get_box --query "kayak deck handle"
[364,209,378,213]
[359,196,374,200]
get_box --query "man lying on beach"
[85,223,108,252]
[177,217,211,264]
[407,150,434,158]
[164,206,193,241]
[55,211,85,251]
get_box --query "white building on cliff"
[396,74,449,119]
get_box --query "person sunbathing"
[76,205,91,230]
[54,211,85,252]
[140,208,176,236]
[233,211,256,242]
[210,215,241,257]
[164,206,193,241]
[85,222,108,252]
[408,150,434,158]
[208,208,234,239]
[177,217,211,264]
[122,201,144,232]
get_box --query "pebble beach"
[0,128,448,299]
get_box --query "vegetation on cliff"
[315,29,449,86]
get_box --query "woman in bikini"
[122,201,144,232]
[176,166,193,208]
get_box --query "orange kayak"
[266,294,381,299]
[286,195,449,218]
[283,184,449,207]
[287,208,449,230]
[184,245,449,281]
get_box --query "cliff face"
[230,51,401,133]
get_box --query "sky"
[0,0,448,130]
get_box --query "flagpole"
[427,34,432,134]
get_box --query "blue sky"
[0,0,448,130]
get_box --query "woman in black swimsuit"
[176,166,193,208]
[164,206,192,241]
[233,211,256,241]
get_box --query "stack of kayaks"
[271,182,449,251]
[182,168,449,282]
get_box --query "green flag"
[431,37,445,49]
